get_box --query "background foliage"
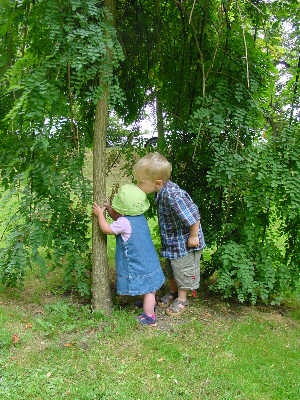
[0,0,123,295]
[0,0,299,304]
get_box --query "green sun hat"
[112,184,150,216]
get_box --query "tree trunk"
[92,0,115,313]
[92,90,113,313]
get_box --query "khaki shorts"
[165,251,201,290]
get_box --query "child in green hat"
[92,183,165,326]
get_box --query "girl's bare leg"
[143,292,156,316]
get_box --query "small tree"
[92,0,121,313]
[0,0,123,301]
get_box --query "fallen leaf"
[46,372,52,379]
[63,343,74,347]
[202,312,212,318]
[12,334,20,344]
[25,323,33,329]
[157,357,165,362]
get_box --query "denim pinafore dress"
[115,215,165,295]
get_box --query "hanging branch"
[206,21,224,77]
[189,0,197,25]
[67,63,79,152]
[261,202,271,246]
[174,0,189,116]
[289,54,300,124]
[190,4,224,99]
[237,2,250,88]
[105,131,135,174]
[190,20,206,98]
[9,25,16,102]
[221,0,231,52]
[249,0,265,15]
[67,62,73,135]
[189,3,224,158]
[220,129,242,245]
[189,4,213,106]
[192,122,203,161]
[222,0,231,31]
[22,2,30,57]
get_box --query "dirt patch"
[2,282,299,339]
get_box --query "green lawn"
[0,279,299,400]
[1,152,300,399]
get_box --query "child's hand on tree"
[92,202,106,216]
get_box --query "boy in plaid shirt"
[134,152,205,316]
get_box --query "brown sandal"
[166,298,189,316]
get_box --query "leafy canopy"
[0,0,299,303]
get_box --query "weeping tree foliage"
[0,0,299,305]
[0,0,123,301]
[114,0,299,304]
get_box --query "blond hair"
[134,152,172,182]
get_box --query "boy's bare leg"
[177,288,188,303]
[170,281,187,302]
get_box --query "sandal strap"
[138,313,156,325]
[173,298,189,307]
[137,312,148,320]
[168,298,189,313]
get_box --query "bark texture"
[92,89,113,313]
[91,0,114,313]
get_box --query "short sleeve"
[169,193,200,226]
[110,217,132,241]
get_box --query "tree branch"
[237,2,250,88]
[189,0,197,25]
[289,54,300,124]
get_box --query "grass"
[1,151,300,399]
[0,284,299,400]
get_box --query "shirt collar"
[155,180,171,203]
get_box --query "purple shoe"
[137,313,157,326]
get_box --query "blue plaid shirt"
[155,180,206,259]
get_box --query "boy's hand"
[188,235,199,248]
[92,202,106,217]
